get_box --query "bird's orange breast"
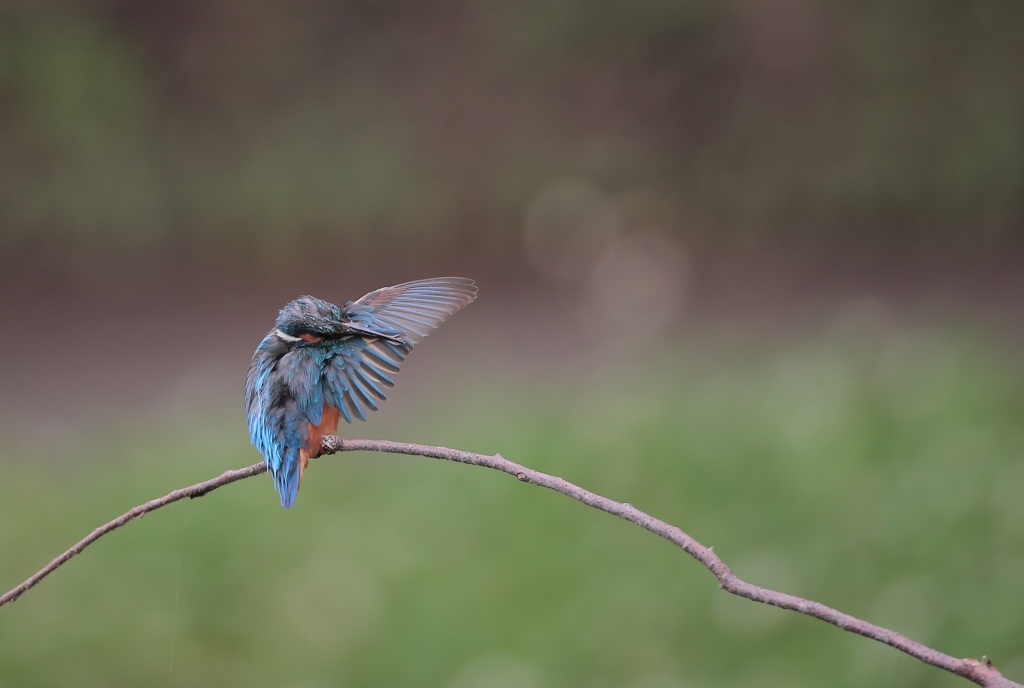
[299,404,342,480]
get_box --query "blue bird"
[245,277,477,508]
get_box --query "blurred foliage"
[2,327,1023,687]
[1,0,1022,267]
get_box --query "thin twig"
[1,438,1018,688]
[0,462,266,607]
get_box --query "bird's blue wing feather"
[322,277,477,423]
[322,338,406,423]
[350,277,477,344]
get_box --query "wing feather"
[321,277,477,423]
[350,277,477,344]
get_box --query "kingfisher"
[245,277,477,508]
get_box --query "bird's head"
[274,295,344,344]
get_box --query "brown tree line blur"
[1,1,1021,271]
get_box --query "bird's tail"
[273,453,302,509]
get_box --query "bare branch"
[0,462,266,608]
[1,437,1018,688]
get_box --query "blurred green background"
[1,2,1023,687]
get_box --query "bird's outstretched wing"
[349,277,478,344]
[322,277,477,423]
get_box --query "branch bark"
[1,437,1017,688]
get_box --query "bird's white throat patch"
[274,329,303,343]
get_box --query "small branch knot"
[320,436,344,455]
